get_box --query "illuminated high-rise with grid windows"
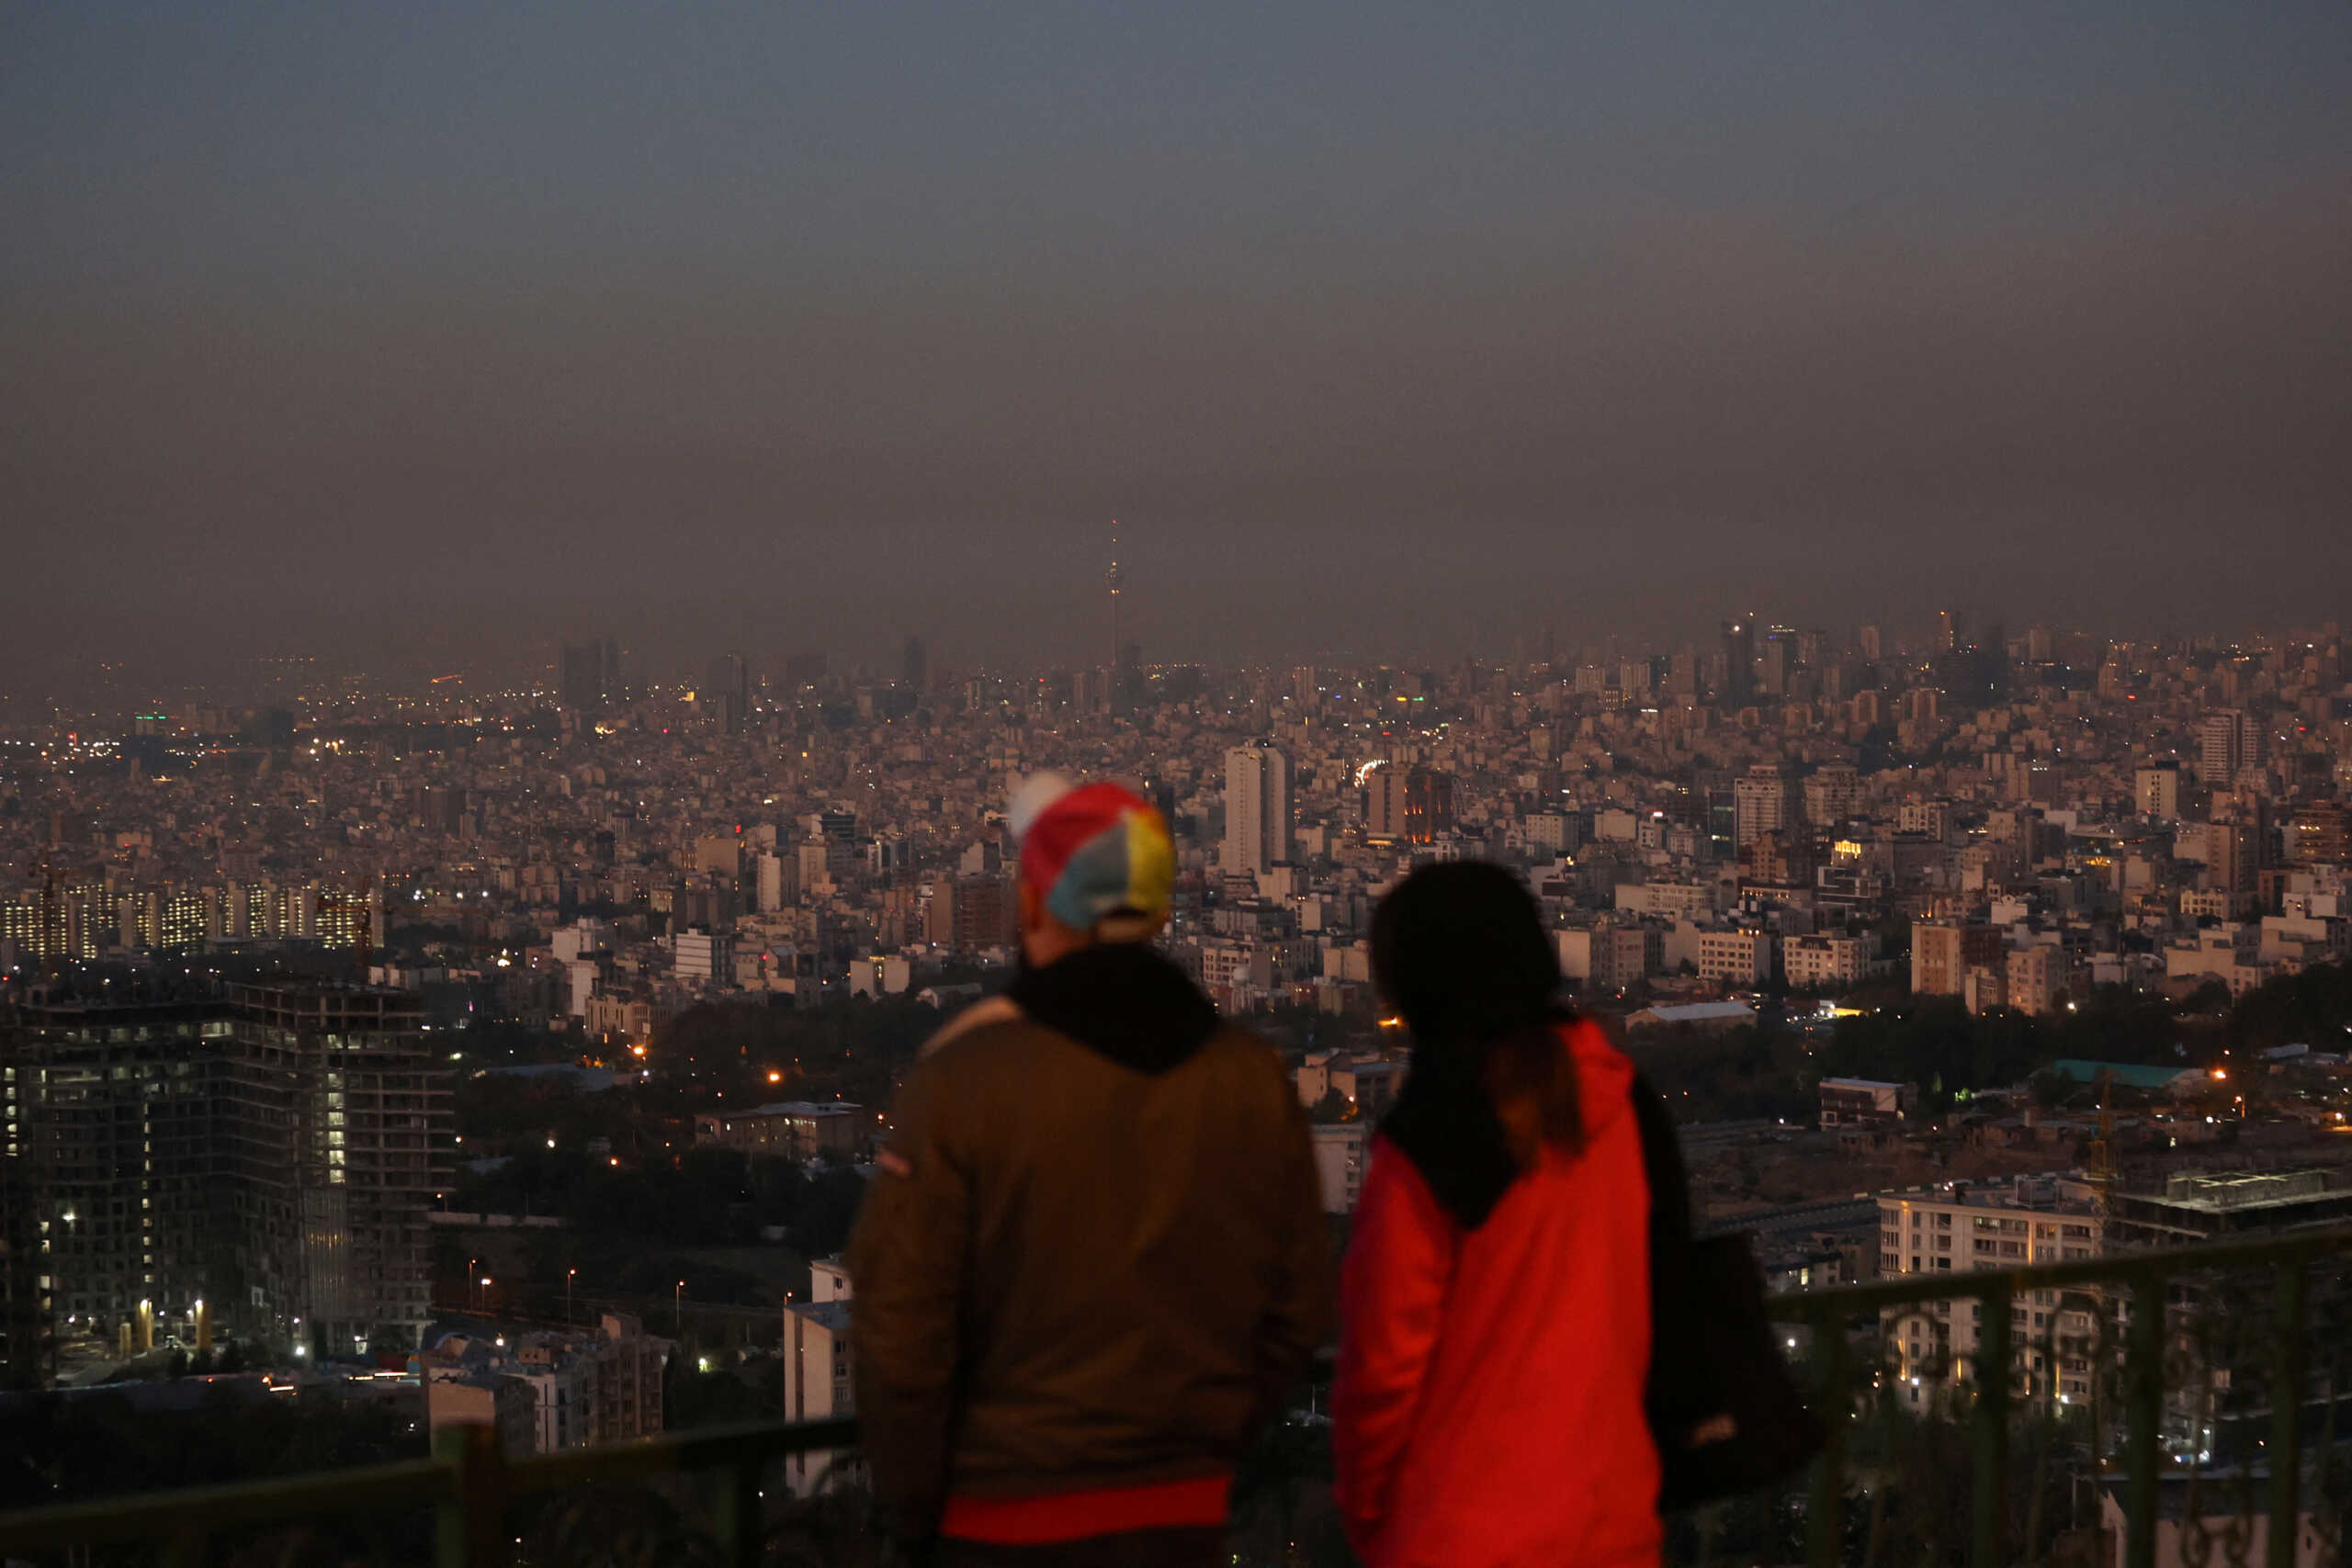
[1,983,451,1369]
[222,983,451,1355]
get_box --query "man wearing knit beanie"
[851,774,1331,1567]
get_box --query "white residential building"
[1733,766,1797,852]
[1877,1178,2103,1412]
[1615,882,1715,921]
[673,927,732,987]
[1310,1123,1369,1214]
[1696,928,1775,987]
[781,1299,862,1497]
[1225,743,1295,876]
[1782,932,1871,989]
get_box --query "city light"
[2,210,2346,1535]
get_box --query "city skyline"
[12,603,2352,720]
[9,5,2352,1551]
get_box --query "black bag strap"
[1632,1070,1704,1431]
[1629,1071,1693,1257]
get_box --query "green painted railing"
[1770,1223,2352,1568]
[5,1224,2351,1568]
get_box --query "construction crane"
[2087,1068,2118,1223]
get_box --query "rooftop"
[1630,1000,1758,1023]
[2149,1168,2352,1214]
[1882,1174,2098,1214]
[2048,1059,2199,1090]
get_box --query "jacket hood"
[1381,1013,1631,1230]
[1005,941,1221,1075]
[1564,1016,1635,1144]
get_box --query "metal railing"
[6,1225,2352,1568]
[1767,1223,2352,1568]
[0,1414,858,1568]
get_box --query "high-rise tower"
[1719,620,1756,708]
[1226,742,1295,875]
[1106,520,1124,714]
[561,639,621,710]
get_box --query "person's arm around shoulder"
[846,1056,973,1551]
[1331,1135,1457,1564]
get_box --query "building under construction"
[0,980,451,1384]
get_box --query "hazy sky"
[6,2,2349,687]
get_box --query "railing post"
[1973,1280,2012,1568]
[1808,1306,1849,1568]
[435,1424,511,1568]
[2270,1258,2306,1568]
[2124,1267,2166,1568]
[711,1451,764,1568]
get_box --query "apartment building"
[781,1297,861,1498]
[1295,1053,1406,1119]
[223,984,451,1352]
[1614,881,1715,922]
[1696,929,1775,987]
[3,983,452,1360]
[1912,921,2005,997]
[1310,1122,1370,1214]
[694,1101,865,1163]
[1819,1078,1915,1128]
[1877,1176,2103,1410]
[1556,921,1662,988]
[422,1314,669,1457]
[1782,932,1871,989]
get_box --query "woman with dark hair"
[1333,860,1660,1568]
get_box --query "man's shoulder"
[916,994,1027,1062]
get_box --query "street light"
[675,1280,685,1333]
[567,1268,577,1322]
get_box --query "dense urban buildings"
[3,614,2350,1435]
[421,1312,672,1458]
[6,614,2348,1040]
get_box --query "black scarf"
[1006,942,1219,1075]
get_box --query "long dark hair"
[1371,860,1581,1175]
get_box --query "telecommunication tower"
[1107,520,1124,713]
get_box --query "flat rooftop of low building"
[2139,1168,2352,1213]
[2048,1059,2199,1090]
[1880,1175,2098,1213]
[1629,1000,1758,1024]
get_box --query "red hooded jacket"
[1333,1019,1659,1568]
